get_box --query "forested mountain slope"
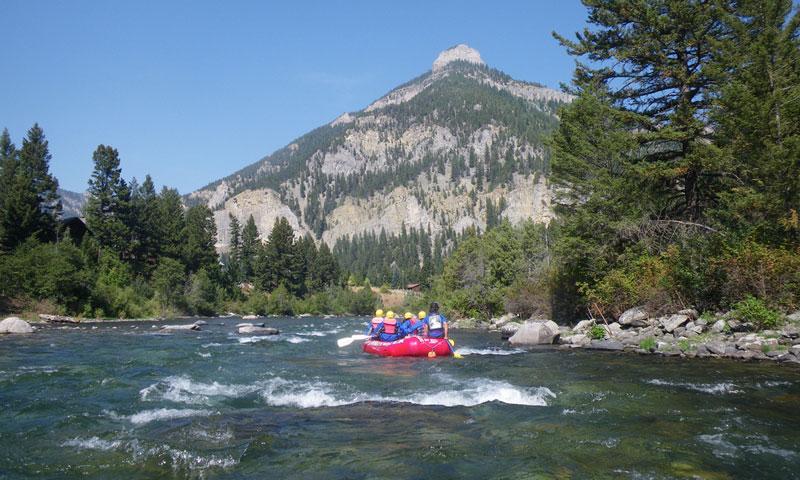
[187,44,572,285]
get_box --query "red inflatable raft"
[362,335,452,357]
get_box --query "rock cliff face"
[187,44,572,251]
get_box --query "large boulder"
[572,319,594,333]
[618,307,649,327]
[711,319,727,333]
[508,320,560,345]
[659,314,690,333]
[0,317,34,334]
[500,322,522,339]
[787,311,800,322]
[603,322,623,337]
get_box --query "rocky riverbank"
[451,308,800,365]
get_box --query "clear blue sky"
[1,0,587,193]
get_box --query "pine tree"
[0,129,18,250]
[553,0,730,222]
[85,145,131,256]
[183,205,218,274]
[256,217,302,294]
[714,0,800,244]
[156,187,186,261]
[240,214,259,281]
[130,174,160,272]
[228,214,242,281]
[1,124,61,249]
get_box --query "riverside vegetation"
[0,129,376,319]
[430,0,800,343]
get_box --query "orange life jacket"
[382,318,398,335]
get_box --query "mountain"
[187,44,572,281]
[57,188,87,219]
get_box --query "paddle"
[447,338,464,359]
[426,337,463,359]
[337,334,370,348]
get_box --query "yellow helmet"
[418,311,426,319]
[404,312,413,319]
[375,309,384,317]
[386,311,396,319]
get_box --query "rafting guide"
[338,302,460,358]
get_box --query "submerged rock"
[508,320,560,345]
[0,317,34,334]
[160,323,201,331]
[236,322,266,328]
[238,325,279,335]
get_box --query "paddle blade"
[337,334,369,348]
[337,337,355,348]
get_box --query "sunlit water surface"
[1,316,799,479]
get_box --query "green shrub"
[268,284,294,316]
[589,324,606,340]
[716,242,800,311]
[733,296,782,330]
[639,336,657,351]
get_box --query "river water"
[1,316,799,479]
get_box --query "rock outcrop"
[188,44,571,253]
[555,309,800,364]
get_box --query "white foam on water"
[140,374,555,409]
[62,437,237,471]
[197,352,211,358]
[128,408,212,425]
[647,379,741,394]
[296,327,344,337]
[140,375,259,404]
[699,433,798,460]
[201,342,223,348]
[236,335,309,344]
[62,436,122,451]
[454,347,525,356]
[399,379,555,407]
[756,380,793,388]
[258,377,361,408]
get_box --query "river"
[1,316,799,479]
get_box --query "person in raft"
[422,302,448,339]
[400,311,425,336]
[366,309,385,336]
[375,311,404,342]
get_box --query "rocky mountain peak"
[432,44,485,71]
